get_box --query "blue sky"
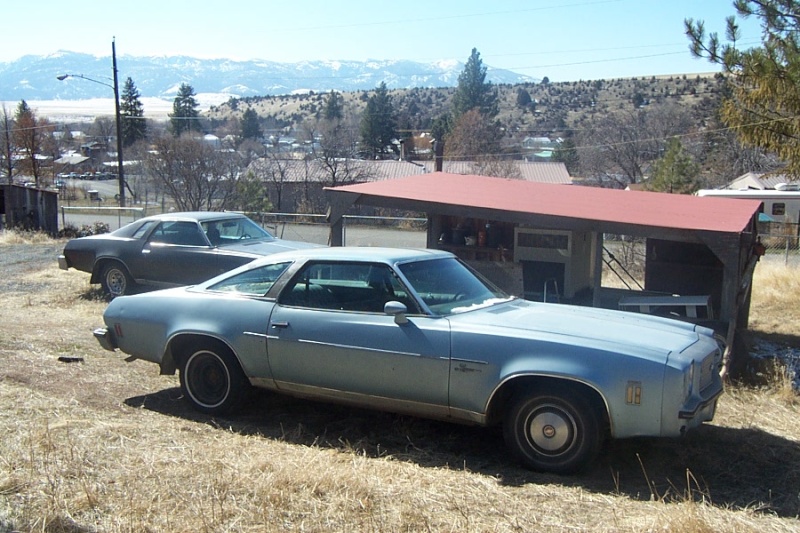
[3,0,762,81]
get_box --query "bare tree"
[12,101,54,186]
[444,109,502,160]
[144,135,239,211]
[305,114,369,188]
[578,103,693,187]
[89,116,116,145]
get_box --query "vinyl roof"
[327,173,762,234]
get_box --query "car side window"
[131,221,156,240]
[149,221,207,246]
[208,262,292,296]
[279,262,420,313]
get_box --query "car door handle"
[142,249,150,255]
[271,321,289,329]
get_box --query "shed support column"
[592,231,604,308]
[329,217,344,246]
[427,214,444,248]
[325,192,359,247]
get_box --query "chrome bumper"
[58,255,68,270]
[93,327,117,351]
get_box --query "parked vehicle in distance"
[59,211,319,297]
[94,246,724,473]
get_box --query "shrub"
[58,222,111,239]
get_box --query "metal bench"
[618,294,713,319]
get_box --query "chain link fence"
[759,221,800,267]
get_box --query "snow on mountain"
[0,52,537,103]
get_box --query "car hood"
[218,238,321,256]
[449,299,705,361]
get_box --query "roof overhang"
[326,173,762,242]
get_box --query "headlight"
[683,361,695,401]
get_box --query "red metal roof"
[327,173,762,234]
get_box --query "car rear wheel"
[179,345,249,416]
[503,387,601,474]
[100,262,134,297]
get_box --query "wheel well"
[486,376,610,433]
[161,334,237,376]
[90,258,129,284]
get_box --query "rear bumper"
[58,255,69,270]
[93,327,117,351]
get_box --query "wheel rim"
[105,268,127,296]
[523,402,576,456]
[185,351,230,408]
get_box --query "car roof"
[138,211,248,223]
[248,246,452,266]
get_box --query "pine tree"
[552,138,580,175]
[323,91,343,121]
[686,1,800,176]
[240,108,262,141]
[451,48,498,121]
[516,88,532,108]
[360,82,397,159]
[169,83,202,137]
[120,77,147,147]
[645,138,700,194]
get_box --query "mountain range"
[0,51,537,102]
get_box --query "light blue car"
[95,247,723,473]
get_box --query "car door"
[130,220,221,286]
[266,261,452,417]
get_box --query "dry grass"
[1,230,799,532]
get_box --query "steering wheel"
[239,233,252,240]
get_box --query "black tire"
[100,262,134,297]
[503,387,601,474]
[179,345,250,416]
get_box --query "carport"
[326,173,763,369]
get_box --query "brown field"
[0,232,798,532]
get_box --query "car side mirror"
[384,300,408,325]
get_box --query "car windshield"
[398,257,511,315]
[201,218,274,246]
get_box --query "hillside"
[206,72,724,141]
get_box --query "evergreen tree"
[516,88,532,108]
[360,82,397,159]
[452,48,498,121]
[552,138,580,175]
[240,108,262,141]
[430,113,452,143]
[645,138,700,194]
[169,83,202,137]
[323,91,343,121]
[120,77,147,147]
[686,1,800,176]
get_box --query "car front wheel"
[100,262,134,297]
[503,388,601,474]
[179,345,249,416]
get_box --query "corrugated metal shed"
[0,184,59,236]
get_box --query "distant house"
[203,134,221,148]
[521,136,561,161]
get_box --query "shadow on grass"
[125,386,800,518]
